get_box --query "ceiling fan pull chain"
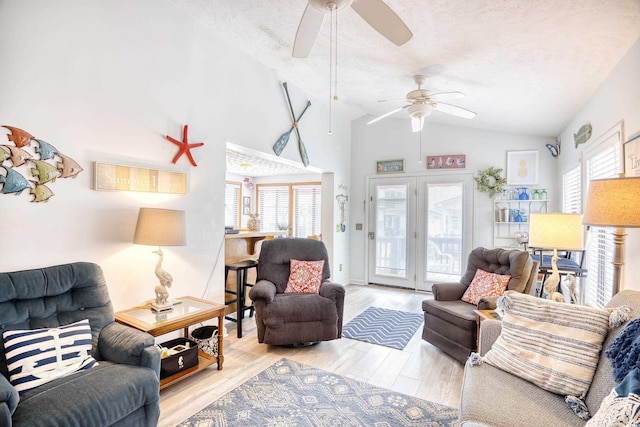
[328,4,335,135]
[334,7,338,102]
[419,125,423,163]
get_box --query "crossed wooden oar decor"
[273,82,310,166]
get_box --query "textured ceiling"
[169,0,640,139]
[226,144,323,177]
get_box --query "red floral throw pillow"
[284,259,325,294]
[461,268,511,305]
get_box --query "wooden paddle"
[282,82,310,166]
[273,99,311,156]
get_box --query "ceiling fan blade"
[366,106,406,125]
[292,4,325,58]
[430,91,465,102]
[350,0,413,46]
[411,117,424,133]
[434,102,477,119]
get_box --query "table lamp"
[133,208,186,312]
[582,176,640,295]
[528,213,584,298]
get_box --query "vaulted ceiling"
[170,0,640,139]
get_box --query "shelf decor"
[506,150,539,185]
[475,166,507,198]
[624,133,640,177]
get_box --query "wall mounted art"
[165,125,204,167]
[426,154,466,169]
[376,159,405,174]
[506,150,539,186]
[93,162,187,194]
[273,82,311,166]
[1,125,83,202]
[574,123,592,148]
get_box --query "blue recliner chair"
[0,262,161,426]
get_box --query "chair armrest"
[98,322,160,377]
[0,374,18,424]
[477,296,498,310]
[249,280,277,303]
[319,281,345,302]
[432,282,467,301]
[478,320,502,356]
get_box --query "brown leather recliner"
[249,238,345,345]
[422,247,537,363]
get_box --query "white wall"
[0,0,351,309]
[557,36,640,291]
[349,117,555,284]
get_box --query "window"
[562,166,582,214]
[257,182,321,237]
[293,184,322,237]
[224,181,241,228]
[583,130,621,308]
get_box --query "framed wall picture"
[624,133,640,177]
[243,196,251,207]
[426,154,466,169]
[376,159,405,174]
[242,206,250,215]
[506,150,539,185]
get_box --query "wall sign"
[376,159,405,174]
[93,162,187,194]
[426,154,466,169]
[624,133,640,177]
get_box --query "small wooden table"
[473,309,502,349]
[115,296,225,389]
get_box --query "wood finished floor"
[158,284,464,427]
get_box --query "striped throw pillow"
[483,291,615,399]
[3,318,98,395]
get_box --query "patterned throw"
[178,358,458,427]
[342,307,424,350]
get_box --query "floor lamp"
[133,207,186,311]
[583,177,640,295]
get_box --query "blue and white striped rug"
[342,307,424,350]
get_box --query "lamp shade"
[583,177,640,228]
[133,208,186,246]
[529,213,584,250]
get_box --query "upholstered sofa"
[422,247,536,363]
[458,289,640,426]
[0,262,161,426]
[249,238,345,345]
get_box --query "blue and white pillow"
[587,367,640,425]
[3,318,98,395]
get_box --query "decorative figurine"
[247,213,259,231]
[152,248,173,311]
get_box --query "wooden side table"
[473,309,501,350]
[115,296,225,389]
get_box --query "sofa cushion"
[11,361,159,426]
[483,291,627,399]
[461,269,510,305]
[3,318,98,395]
[586,367,640,426]
[284,259,324,294]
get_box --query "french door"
[367,174,473,290]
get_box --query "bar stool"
[224,259,258,338]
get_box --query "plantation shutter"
[224,182,241,227]
[562,166,582,214]
[583,132,621,308]
[258,185,290,232]
[293,184,322,237]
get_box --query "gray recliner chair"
[0,262,161,426]
[249,238,345,345]
[422,247,536,363]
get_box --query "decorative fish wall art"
[0,125,83,202]
[574,124,592,148]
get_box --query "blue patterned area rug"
[178,358,457,427]
[342,307,424,350]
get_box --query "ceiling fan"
[292,0,413,58]
[367,74,477,132]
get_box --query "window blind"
[562,166,582,214]
[224,182,241,227]
[584,140,620,308]
[293,184,322,237]
[257,185,290,232]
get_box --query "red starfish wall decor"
[165,125,204,167]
